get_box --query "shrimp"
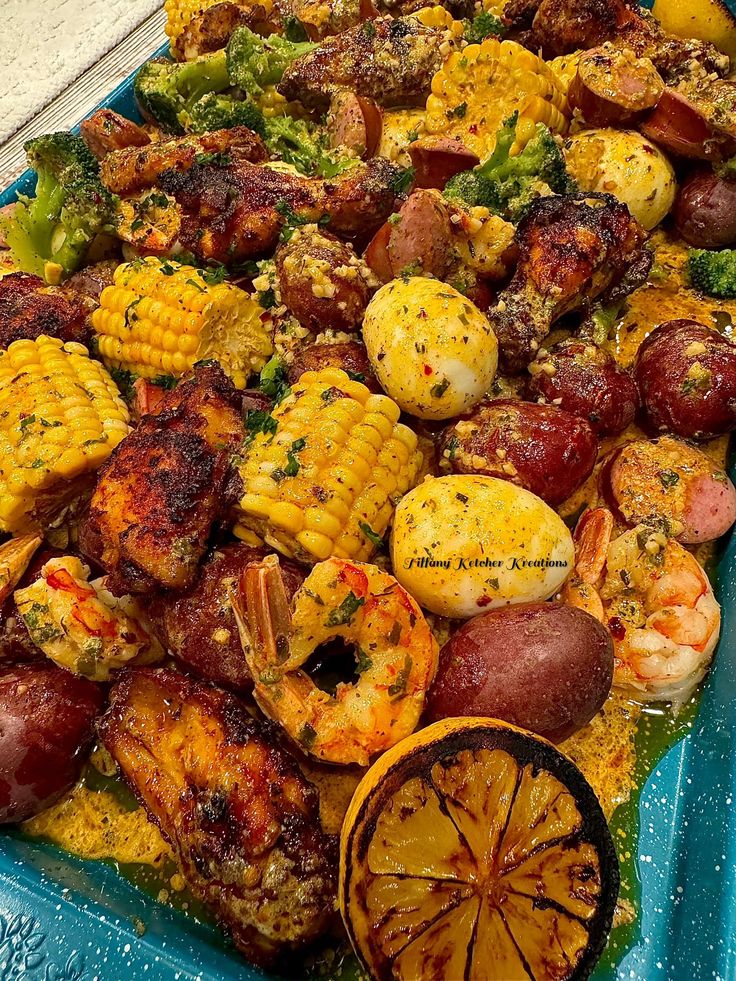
[232,554,439,766]
[0,532,41,605]
[14,555,164,681]
[562,508,720,707]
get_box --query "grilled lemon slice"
[339,717,618,981]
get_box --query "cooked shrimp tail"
[563,507,720,709]
[233,555,439,766]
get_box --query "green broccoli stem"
[226,26,316,97]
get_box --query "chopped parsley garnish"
[388,655,412,700]
[298,723,317,749]
[325,591,365,627]
[430,377,450,398]
[658,469,680,489]
[151,374,178,390]
[359,521,384,549]
[195,151,231,167]
[355,646,373,673]
[200,262,228,286]
[283,437,306,478]
[389,166,416,196]
[244,409,278,443]
[259,357,291,405]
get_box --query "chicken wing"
[79,364,244,594]
[178,1,275,59]
[158,157,403,262]
[491,193,647,373]
[278,16,445,109]
[147,543,306,693]
[505,0,730,77]
[100,127,268,196]
[98,668,337,968]
[0,272,91,350]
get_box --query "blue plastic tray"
[3,35,736,981]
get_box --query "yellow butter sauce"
[609,232,736,368]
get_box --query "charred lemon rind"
[340,717,620,981]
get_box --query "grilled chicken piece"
[147,543,306,692]
[178,1,275,58]
[278,16,444,109]
[100,127,268,195]
[274,0,367,39]
[99,668,337,967]
[506,0,730,76]
[491,193,647,373]
[0,272,91,349]
[158,157,403,263]
[80,364,244,594]
[80,109,150,160]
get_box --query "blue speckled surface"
[3,25,736,981]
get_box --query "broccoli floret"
[715,155,736,180]
[1,132,116,279]
[226,26,316,99]
[463,11,505,44]
[263,115,323,174]
[443,112,574,222]
[688,249,736,299]
[134,51,230,134]
[188,92,266,137]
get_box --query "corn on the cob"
[425,38,570,159]
[411,6,465,39]
[233,367,423,564]
[257,84,308,120]
[0,336,130,533]
[547,51,583,99]
[92,257,273,389]
[164,0,274,58]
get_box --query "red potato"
[79,108,150,160]
[568,46,664,127]
[408,137,480,190]
[426,602,614,742]
[326,91,382,158]
[674,169,736,248]
[606,435,736,544]
[441,399,599,506]
[635,319,736,439]
[287,341,381,391]
[641,88,736,161]
[527,340,639,435]
[0,663,104,823]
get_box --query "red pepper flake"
[608,616,626,640]
[423,364,433,375]
[476,595,492,608]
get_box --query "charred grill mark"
[278,16,444,109]
[82,364,244,592]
